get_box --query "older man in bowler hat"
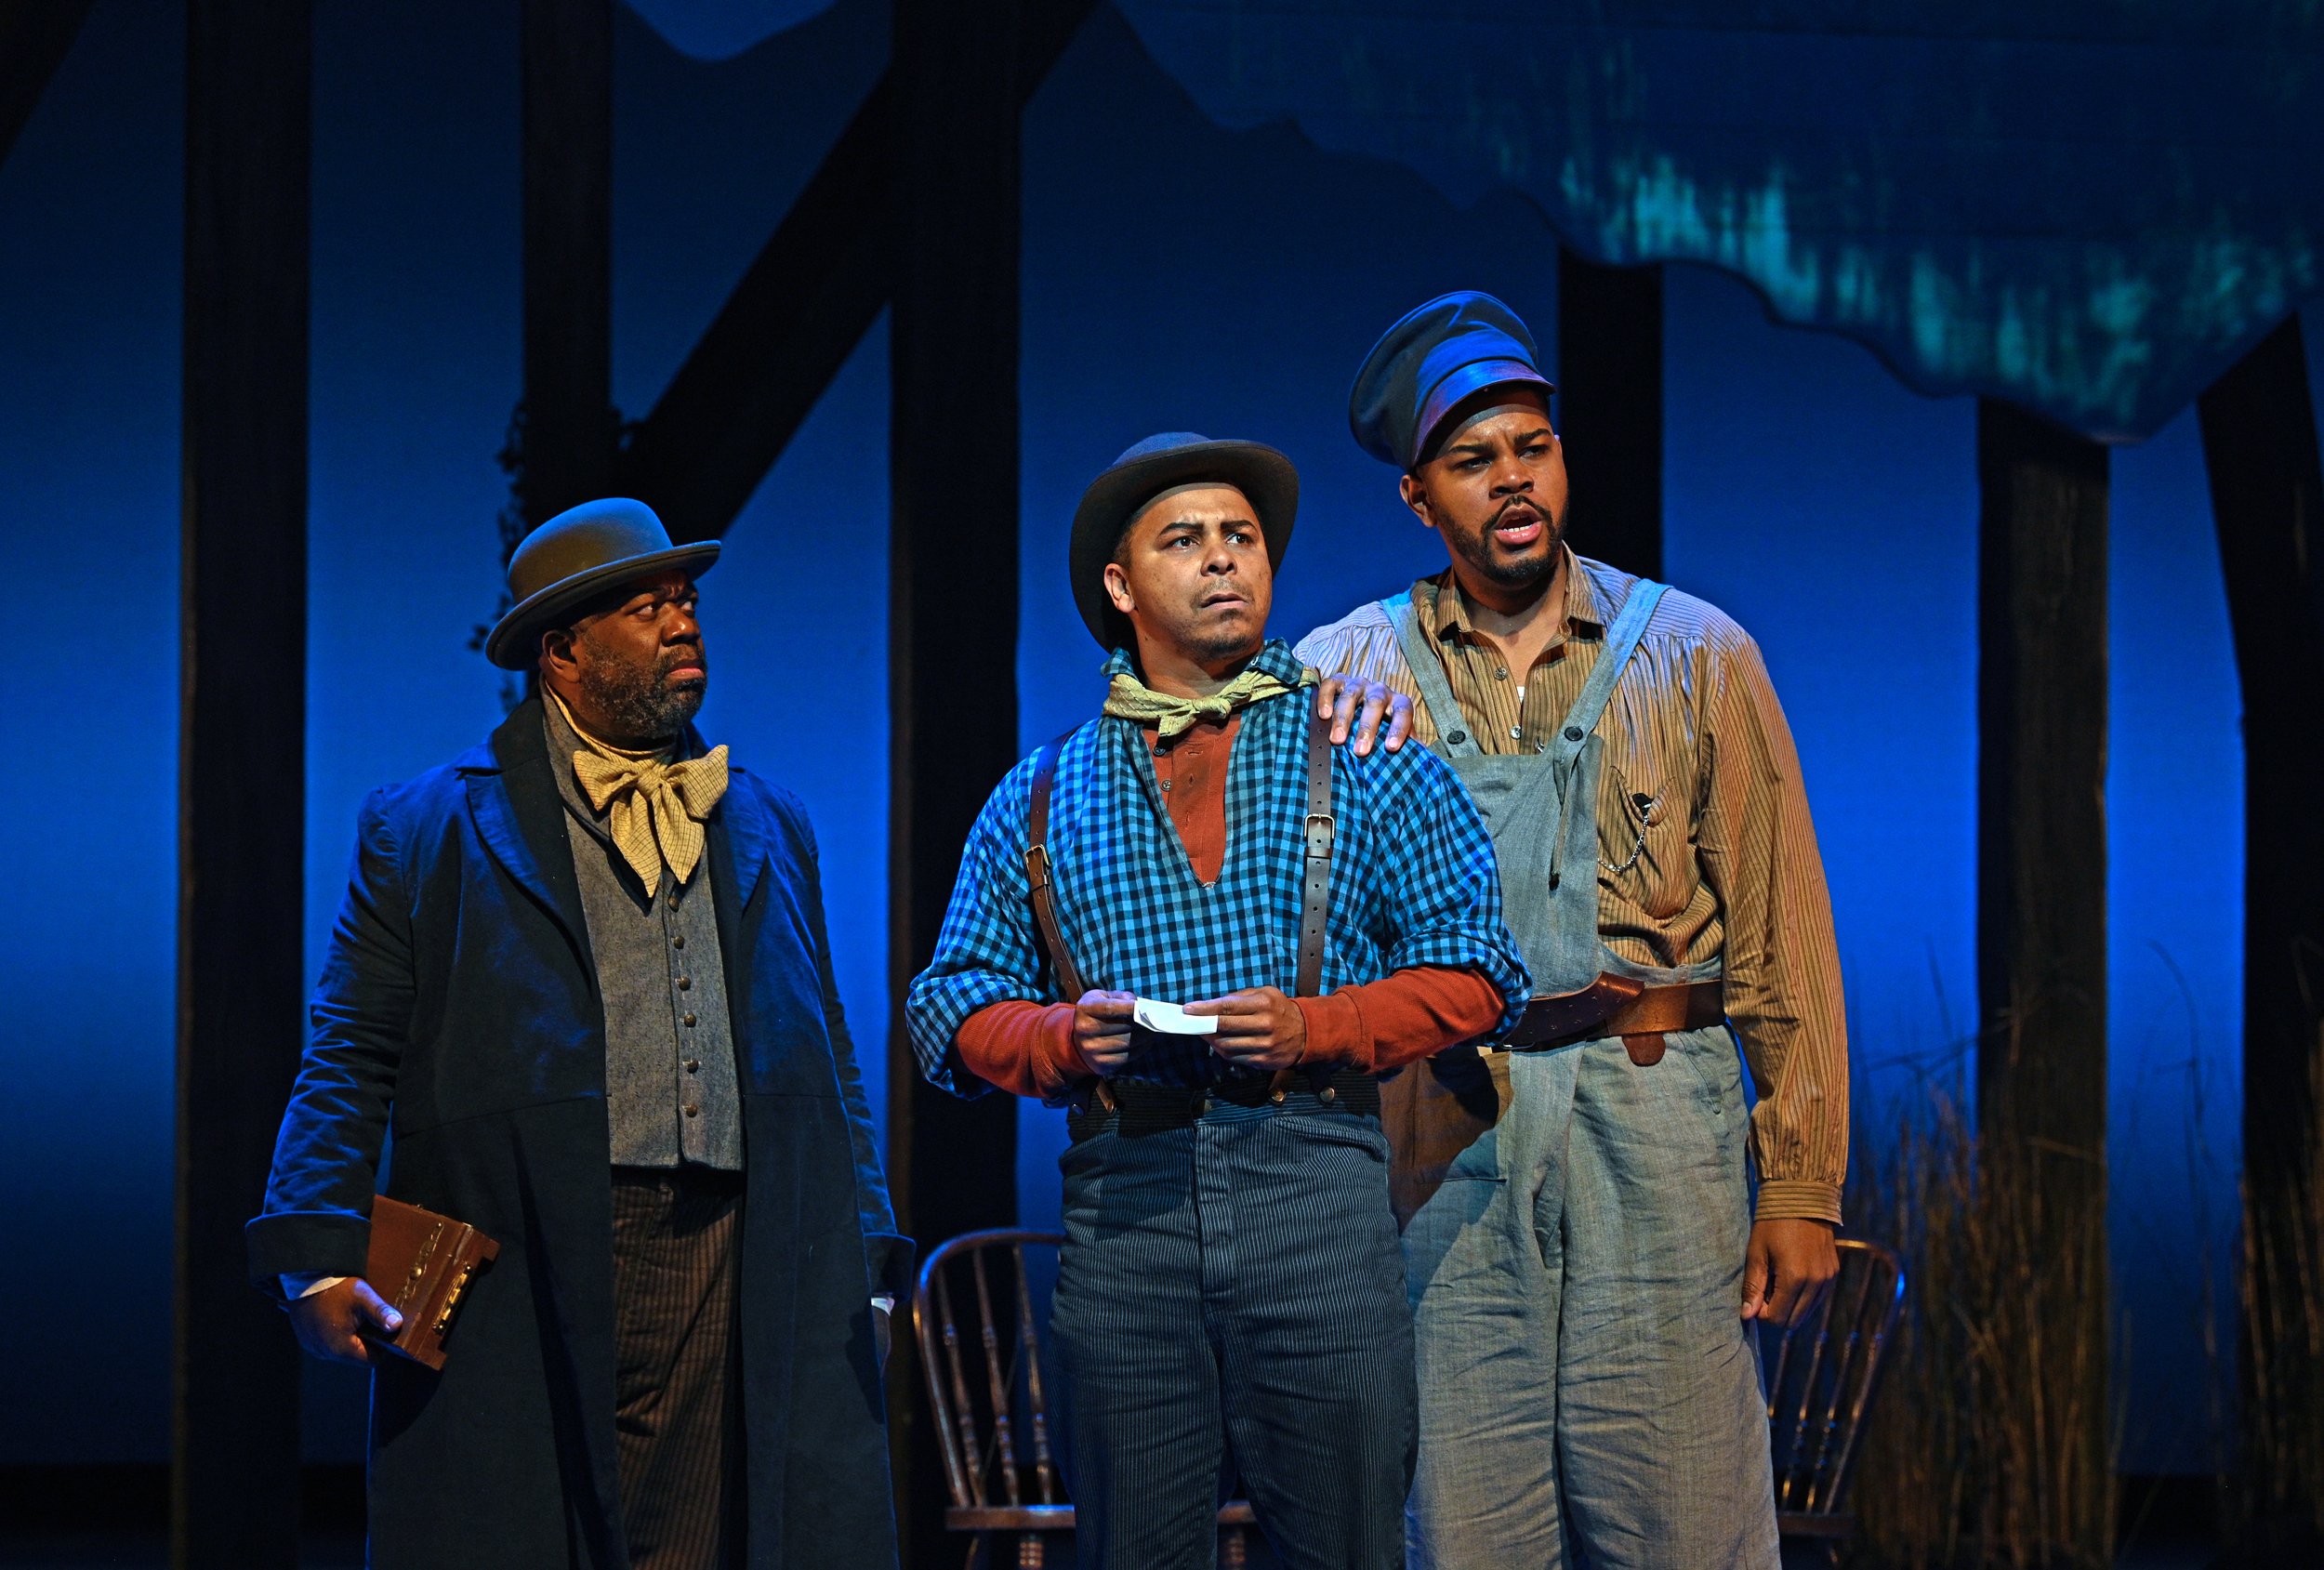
[248,499,908,1570]
[906,433,1531,1570]
[1295,293,1851,1567]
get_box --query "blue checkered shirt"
[907,640,1530,1094]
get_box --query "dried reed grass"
[2229,1025,2324,1561]
[1848,1077,2115,1569]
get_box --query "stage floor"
[0,1533,361,1569]
[0,1534,2221,1569]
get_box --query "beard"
[1180,619,1260,666]
[574,630,707,742]
[1447,495,1563,590]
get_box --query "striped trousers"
[1050,1096,1417,1570]
[611,1166,746,1570]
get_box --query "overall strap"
[1547,579,1669,769]
[1387,590,1482,758]
[1295,702,1335,998]
[1024,736,1087,1002]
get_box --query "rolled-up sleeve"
[905,759,1055,1098]
[1695,632,1849,1224]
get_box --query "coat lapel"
[465,697,590,957]
[705,768,766,1018]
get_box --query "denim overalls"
[1386,578,1778,1570]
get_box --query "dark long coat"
[246,699,909,1570]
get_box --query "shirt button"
[682,1104,699,1118]
[685,1060,701,1074]
[1510,726,1523,740]
[1161,781,1172,791]
[1495,666,1509,679]
[678,976,692,991]
[682,1012,697,1027]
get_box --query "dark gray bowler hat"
[483,497,720,669]
[1068,432,1299,650]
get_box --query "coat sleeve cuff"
[864,1230,918,1305]
[1752,1180,1842,1226]
[244,1210,373,1299]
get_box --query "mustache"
[1492,495,1543,524]
[659,646,707,679]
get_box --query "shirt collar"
[1098,637,1307,688]
[1419,544,1603,644]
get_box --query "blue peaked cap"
[1348,291,1556,468]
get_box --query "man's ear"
[1103,561,1135,615]
[1398,471,1440,534]
[537,626,574,679]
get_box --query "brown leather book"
[362,1195,499,1371]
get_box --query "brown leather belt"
[1500,974,1725,1066]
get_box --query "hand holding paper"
[1132,997,1221,1036]
[1073,990,1137,1075]
[1186,986,1310,1072]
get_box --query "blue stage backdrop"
[0,0,2295,1475]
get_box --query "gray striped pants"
[1050,1098,1416,1570]
[611,1166,746,1570]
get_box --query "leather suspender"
[1293,704,1333,998]
[1023,702,1337,1088]
[1024,736,1085,1003]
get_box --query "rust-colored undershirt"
[956,712,1506,1100]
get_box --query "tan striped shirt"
[1296,548,1848,1222]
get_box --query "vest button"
[1565,725,1585,741]
[682,1104,699,1118]
[678,975,692,991]
[684,1060,701,1074]
[682,1012,697,1027]
[1319,1086,1338,1103]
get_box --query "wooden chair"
[1761,1236,1907,1565]
[912,1229,1260,1569]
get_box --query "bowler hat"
[483,497,721,669]
[1349,291,1556,469]
[1068,432,1299,651]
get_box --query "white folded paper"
[1132,997,1220,1036]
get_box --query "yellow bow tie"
[1102,666,1313,742]
[571,745,731,896]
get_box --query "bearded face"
[540,571,708,745]
[572,619,707,741]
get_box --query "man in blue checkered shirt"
[906,432,1528,1570]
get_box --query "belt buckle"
[1302,811,1335,857]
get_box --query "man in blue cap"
[250,499,906,1570]
[1297,293,1852,1568]
[907,433,1530,1570]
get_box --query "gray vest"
[545,699,745,1169]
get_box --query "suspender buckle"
[1025,843,1053,891]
